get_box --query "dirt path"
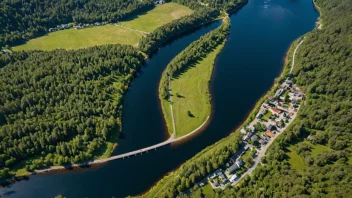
[290,39,304,74]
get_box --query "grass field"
[13,25,142,51]
[119,3,192,32]
[165,43,225,137]
[287,140,332,170]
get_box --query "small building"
[269,107,281,115]
[213,180,219,187]
[250,135,259,142]
[227,163,239,174]
[307,135,313,141]
[258,139,266,145]
[267,124,276,131]
[230,174,238,182]
[236,160,244,167]
[266,130,275,137]
[243,132,253,141]
[1,50,9,55]
[268,96,275,103]
[240,128,247,135]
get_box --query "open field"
[12,25,142,51]
[287,140,332,170]
[168,43,224,137]
[119,2,193,32]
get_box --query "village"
[196,79,305,191]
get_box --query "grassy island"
[159,18,230,137]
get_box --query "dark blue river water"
[0,0,318,197]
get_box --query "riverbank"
[158,17,230,138]
[167,41,226,137]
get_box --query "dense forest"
[139,0,247,55]
[0,0,154,48]
[159,18,230,100]
[0,45,144,179]
[142,0,352,197]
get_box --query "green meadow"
[169,42,225,137]
[119,2,193,32]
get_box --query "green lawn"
[119,2,193,32]
[166,43,225,137]
[12,25,143,51]
[287,140,332,170]
[262,110,272,121]
[201,183,214,195]
[287,145,306,170]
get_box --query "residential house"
[250,135,259,142]
[1,50,9,55]
[240,128,247,135]
[267,124,276,131]
[266,130,275,138]
[236,160,244,167]
[230,174,238,182]
[243,132,253,141]
[258,139,266,145]
[269,107,281,115]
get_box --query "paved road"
[232,37,304,186]
[232,108,299,186]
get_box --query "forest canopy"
[0,45,144,178]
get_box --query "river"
[0,0,318,197]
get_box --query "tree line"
[159,18,230,100]
[141,0,352,197]
[139,0,248,55]
[0,44,144,179]
[0,0,155,48]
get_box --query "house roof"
[251,135,259,141]
[267,124,276,130]
[266,130,275,137]
[236,160,244,167]
[270,108,281,114]
[227,163,239,173]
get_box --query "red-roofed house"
[269,107,281,115]
[266,130,275,137]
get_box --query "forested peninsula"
[141,0,352,197]
[0,45,144,179]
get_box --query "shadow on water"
[0,0,318,197]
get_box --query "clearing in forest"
[118,2,193,32]
[12,3,192,51]
[12,25,142,51]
